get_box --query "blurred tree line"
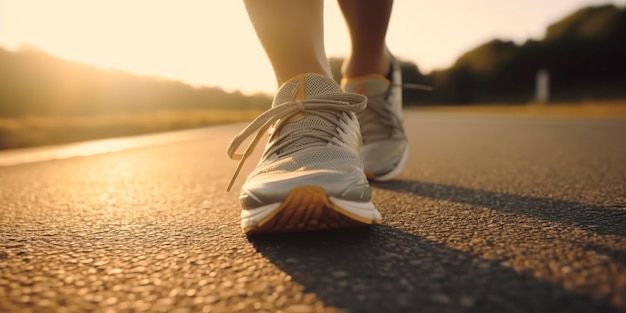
[0,46,271,118]
[334,4,626,105]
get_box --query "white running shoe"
[342,58,408,181]
[227,73,382,234]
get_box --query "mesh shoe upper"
[342,59,408,180]
[227,73,373,209]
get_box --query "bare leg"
[244,0,331,86]
[338,0,394,78]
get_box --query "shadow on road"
[248,226,616,313]
[372,180,626,237]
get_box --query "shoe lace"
[226,92,367,191]
[359,83,432,143]
[358,94,399,142]
[398,83,433,92]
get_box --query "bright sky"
[1,0,624,95]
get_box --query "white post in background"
[535,69,550,104]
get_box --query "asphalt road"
[1,112,625,313]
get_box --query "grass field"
[0,108,265,150]
[0,101,624,150]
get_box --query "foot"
[227,73,382,234]
[342,57,408,181]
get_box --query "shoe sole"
[365,146,409,181]
[241,185,381,234]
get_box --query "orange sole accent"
[244,186,377,234]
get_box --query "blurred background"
[1,0,625,150]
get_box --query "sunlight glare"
[1,0,624,94]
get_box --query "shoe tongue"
[271,74,343,155]
[272,73,342,107]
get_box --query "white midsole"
[240,203,281,225]
[373,145,409,181]
[240,197,380,228]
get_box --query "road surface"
[1,112,625,313]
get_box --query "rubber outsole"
[242,185,381,234]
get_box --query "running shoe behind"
[342,59,408,181]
